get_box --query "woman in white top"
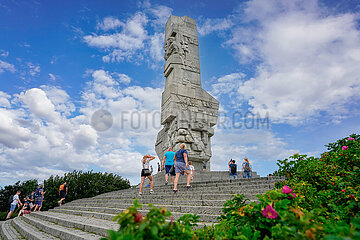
[139,155,155,196]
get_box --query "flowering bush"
[274,134,360,223]
[101,199,199,240]
[104,134,360,239]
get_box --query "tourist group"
[138,143,253,195]
[6,182,68,220]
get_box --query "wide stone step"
[22,214,103,240]
[12,217,59,240]
[66,198,251,207]
[102,188,269,198]
[50,207,220,223]
[135,183,277,193]
[140,177,280,188]
[57,203,223,215]
[0,220,23,240]
[29,211,118,237]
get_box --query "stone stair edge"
[22,214,103,240]
[29,211,118,237]
[0,220,23,240]
[12,217,59,240]
[50,208,220,223]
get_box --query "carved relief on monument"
[156,15,219,169]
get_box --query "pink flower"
[290,193,296,198]
[348,137,354,140]
[262,205,278,219]
[282,185,292,194]
[342,146,348,150]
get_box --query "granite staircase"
[0,176,282,240]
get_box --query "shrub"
[43,170,131,210]
[103,134,360,239]
[101,199,199,240]
[0,170,130,219]
[274,134,360,223]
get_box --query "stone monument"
[155,15,219,170]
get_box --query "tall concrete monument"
[155,15,219,170]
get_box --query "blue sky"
[0,0,359,186]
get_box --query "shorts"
[35,197,43,206]
[230,174,238,180]
[141,169,151,177]
[175,161,190,175]
[10,204,16,211]
[243,171,252,178]
[24,210,31,214]
[165,165,172,175]
[60,191,66,199]
[29,203,34,208]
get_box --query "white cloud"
[149,5,173,26]
[211,128,298,175]
[97,16,123,31]
[83,5,171,66]
[212,0,360,124]
[0,59,16,73]
[149,32,164,63]
[27,62,40,76]
[210,73,245,98]
[0,50,9,58]
[0,108,32,148]
[18,88,61,123]
[40,85,75,116]
[0,91,11,107]
[114,73,131,84]
[48,73,56,81]
[198,17,234,36]
[84,12,148,63]
[72,124,98,151]
[0,69,162,186]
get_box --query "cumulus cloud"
[0,69,162,186]
[198,17,234,36]
[97,16,123,31]
[0,108,32,148]
[0,59,16,73]
[83,4,171,66]
[149,32,164,63]
[0,91,11,107]
[211,128,299,175]
[19,88,61,123]
[210,0,360,125]
[27,62,40,76]
[114,73,131,84]
[84,12,148,63]
[41,85,75,116]
[148,5,173,26]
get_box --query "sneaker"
[138,192,142,196]
[165,181,168,185]
[173,189,178,193]
[150,190,154,194]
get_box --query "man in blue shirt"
[162,147,175,185]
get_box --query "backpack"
[34,188,39,197]
[230,164,237,174]
[244,162,251,172]
[8,195,14,204]
[59,184,65,191]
